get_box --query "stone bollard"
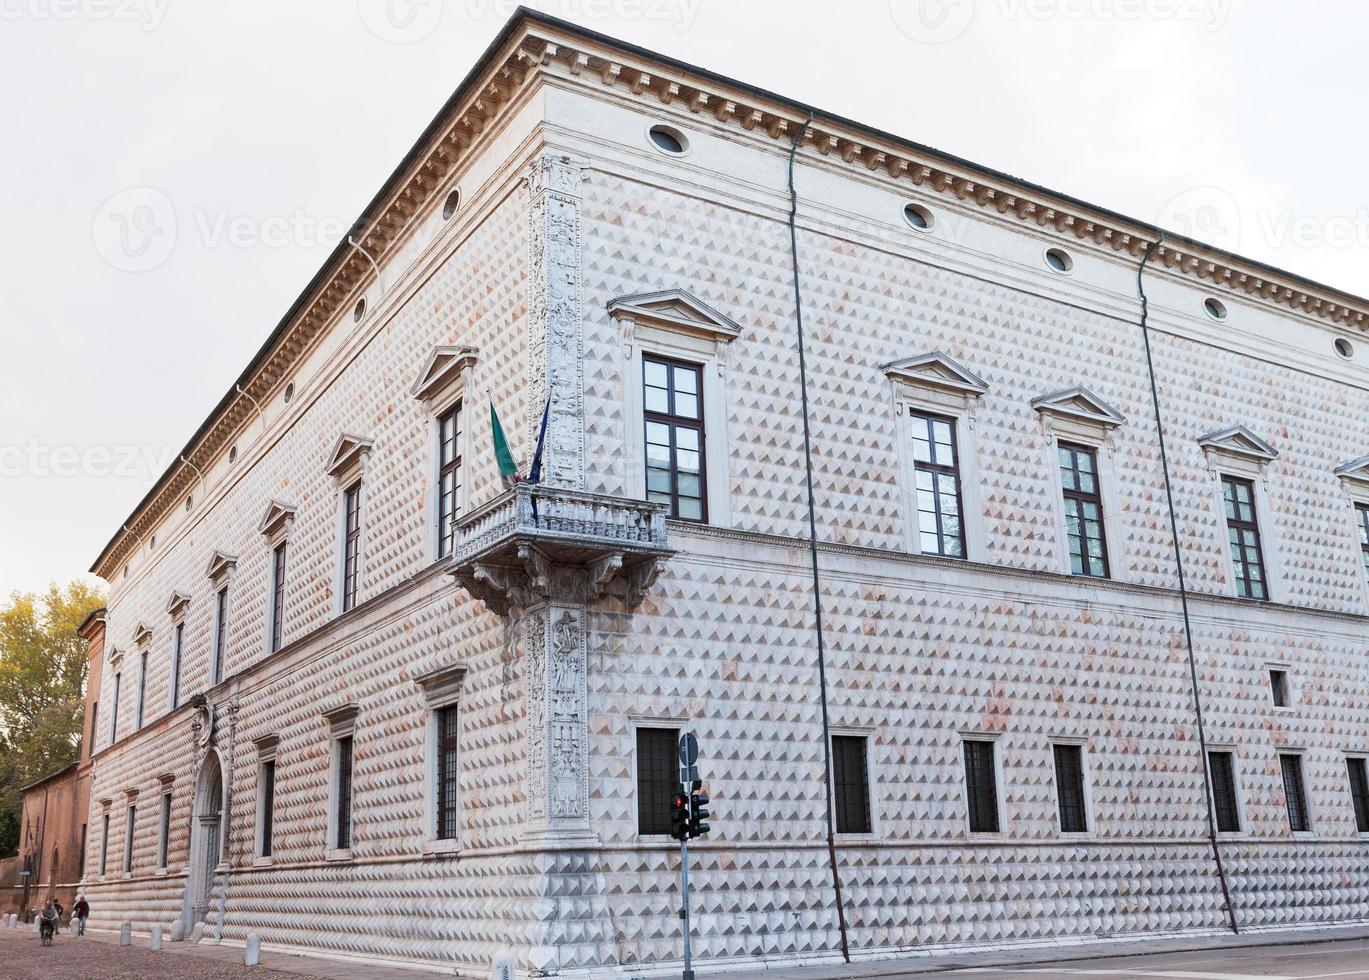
[120,922,132,945]
[150,925,163,950]
[244,933,261,966]
[7,914,14,928]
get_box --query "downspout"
[346,232,384,295]
[212,699,238,941]
[1134,234,1240,934]
[786,112,852,964]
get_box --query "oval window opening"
[648,125,686,155]
[903,203,933,231]
[1204,297,1228,321]
[283,382,295,404]
[353,298,367,323]
[228,445,238,464]
[1045,248,1073,273]
[1335,337,1354,359]
[442,189,460,221]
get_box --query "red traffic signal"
[670,792,690,841]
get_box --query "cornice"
[91,9,1369,583]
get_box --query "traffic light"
[688,789,710,839]
[670,792,690,841]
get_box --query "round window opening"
[1203,297,1228,321]
[283,382,295,404]
[442,189,460,221]
[648,125,687,155]
[353,298,367,323]
[1045,248,1073,273]
[186,495,194,512]
[903,203,933,231]
[149,535,156,549]
[1336,337,1354,359]
[228,445,238,464]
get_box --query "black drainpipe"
[786,111,852,964]
[1135,234,1239,934]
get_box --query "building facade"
[81,10,1369,975]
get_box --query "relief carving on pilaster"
[524,604,588,825]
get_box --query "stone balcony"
[449,484,674,615]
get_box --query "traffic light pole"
[679,833,694,980]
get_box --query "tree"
[0,581,104,854]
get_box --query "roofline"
[91,6,1369,577]
[19,762,78,794]
[77,607,106,639]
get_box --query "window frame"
[122,803,136,874]
[109,670,121,744]
[1207,748,1243,836]
[831,731,875,837]
[1346,755,1369,835]
[168,620,184,710]
[99,810,110,877]
[1051,741,1091,836]
[322,705,359,860]
[156,788,172,871]
[1057,441,1111,579]
[413,665,467,852]
[1278,751,1313,835]
[435,401,465,560]
[961,735,1002,836]
[135,650,148,730]
[340,480,363,613]
[211,585,230,684]
[906,409,968,559]
[258,758,277,859]
[634,724,682,838]
[269,541,288,654]
[641,353,709,523]
[1222,474,1269,601]
[1267,664,1293,710]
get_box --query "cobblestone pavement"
[0,925,307,979]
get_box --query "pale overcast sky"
[1,0,1364,599]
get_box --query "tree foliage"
[0,582,104,854]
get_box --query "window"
[123,805,136,873]
[1208,751,1241,833]
[647,124,687,154]
[909,411,965,558]
[1269,668,1289,708]
[212,586,229,682]
[259,760,276,858]
[832,735,872,834]
[441,188,460,221]
[643,356,706,521]
[1053,744,1088,833]
[99,812,110,876]
[903,202,934,231]
[109,672,121,743]
[1356,504,1369,581]
[636,727,680,836]
[435,706,460,841]
[963,739,1000,833]
[1223,476,1267,599]
[342,482,362,611]
[1045,247,1073,273]
[270,542,287,653]
[1059,443,1109,578]
[436,403,463,559]
[169,623,183,709]
[135,651,148,729]
[1280,753,1310,833]
[90,702,99,753]
[1204,297,1228,320]
[158,791,172,868]
[1337,337,1355,360]
[1348,758,1369,833]
[334,735,354,850]
[79,823,87,876]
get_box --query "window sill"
[120,872,133,880]
[153,866,168,876]
[324,848,352,863]
[834,833,882,846]
[420,838,462,857]
[251,856,274,868]
[1058,831,1094,840]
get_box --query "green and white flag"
[489,395,519,487]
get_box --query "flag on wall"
[527,398,551,485]
[489,396,519,487]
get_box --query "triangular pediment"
[325,433,375,479]
[132,622,153,647]
[165,591,191,617]
[1031,386,1125,428]
[1335,454,1369,487]
[409,345,479,403]
[1198,425,1279,462]
[608,289,741,342]
[257,499,298,537]
[205,550,239,582]
[882,351,989,397]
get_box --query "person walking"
[37,901,58,946]
[73,895,89,936]
[52,899,63,932]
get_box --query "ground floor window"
[832,734,872,835]
[636,726,680,836]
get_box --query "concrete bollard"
[244,932,261,966]
[7,913,14,928]
[120,922,132,945]
[150,925,163,950]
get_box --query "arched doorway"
[188,751,224,923]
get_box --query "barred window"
[1279,753,1310,833]
[636,727,680,836]
[1357,504,1369,582]
[1223,476,1267,599]
[342,482,362,611]
[1059,443,1109,577]
[1208,751,1241,833]
[832,735,872,835]
[335,735,354,849]
[644,356,706,522]
[436,705,461,841]
[1348,757,1369,834]
[158,791,172,868]
[1052,744,1087,833]
[212,587,229,682]
[909,410,965,558]
[437,403,463,558]
[259,760,276,858]
[169,623,183,710]
[270,542,287,653]
[963,739,999,833]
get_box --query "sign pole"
[678,730,699,980]
[680,833,693,980]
